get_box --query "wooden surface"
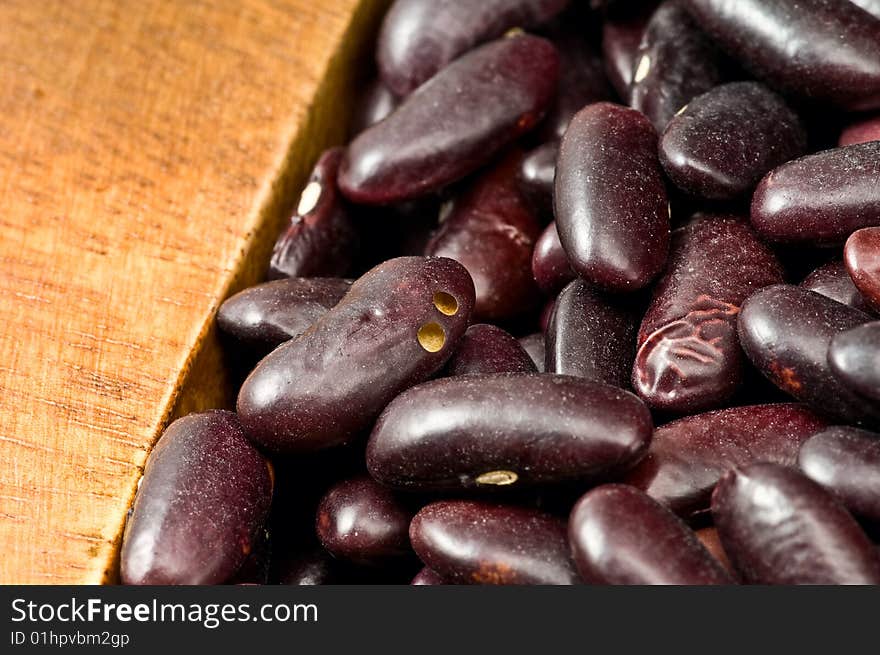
[0,0,387,584]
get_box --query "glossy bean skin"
[217,278,351,353]
[316,476,414,566]
[569,485,734,585]
[546,279,637,388]
[738,285,880,427]
[350,78,398,135]
[800,260,872,313]
[630,0,726,133]
[828,322,880,401]
[799,426,880,528]
[120,411,273,585]
[601,5,654,101]
[712,463,880,584]
[624,403,828,518]
[367,373,652,492]
[751,142,880,244]
[518,142,557,220]
[659,82,806,200]
[532,222,575,296]
[426,153,542,321]
[411,567,448,585]
[377,0,569,97]
[446,324,537,376]
[683,0,880,111]
[268,148,359,279]
[410,501,579,585]
[632,215,784,412]
[839,114,880,147]
[519,333,546,372]
[844,227,880,312]
[340,35,559,205]
[555,102,669,291]
[237,257,475,453]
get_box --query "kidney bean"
[316,476,414,566]
[411,568,448,586]
[518,333,546,372]
[601,5,654,101]
[341,35,559,204]
[683,0,880,111]
[712,463,880,584]
[751,142,880,244]
[545,279,638,388]
[801,260,872,313]
[217,277,351,353]
[624,403,828,518]
[738,285,880,426]
[228,528,271,585]
[555,102,669,291]
[630,0,726,133]
[237,257,475,453]
[367,373,652,492]
[120,411,273,585]
[695,527,736,579]
[377,0,569,97]
[839,114,880,147]
[633,215,784,412]
[659,82,806,200]
[518,142,558,220]
[272,546,343,585]
[569,484,734,585]
[532,222,576,296]
[268,148,359,280]
[409,500,579,585]
[844,227,880,312]
[446,324,537,376]
[425,153,543,321]
[350,78,398,135]
[828,322,880,402]
[799,426,880,529]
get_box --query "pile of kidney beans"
[119,0,880,585]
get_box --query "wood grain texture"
[0,0,387,584]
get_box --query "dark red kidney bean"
[410,500,579,585]
[341,35,559,205]
[624,403,828,518]
[839,114,880,147]
[751,142,880,244]
[217,277,351,352]
[545,279,637,388]
[555,102,669,292]
[630,0,726,133]
[377,0,569,97]
[695,527,737,579]
[738,285,880,427]
[237,257,475,453]
[633,215,784,413]
[446,324,537,376]
[367,373,652,492]
[799,426,880,528]
[120,411,273,585]
[426,153,542,321]
[851,0,880,19]
[268,148,358,280]
[316,476,414,566]
[532,221,575,296]
[712,463,880,584]
[801,260,872,313]
[828,322,880,402]
[540,25,613,140]
[845,227,880,313]
[659,82,806,200]
[569,485,734,585]
[601,5,654,101]
[518,333,546,372]
[350,78,398,135]
[518,142,558,220]
[683,0,880,111]
[411,567,448,585]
